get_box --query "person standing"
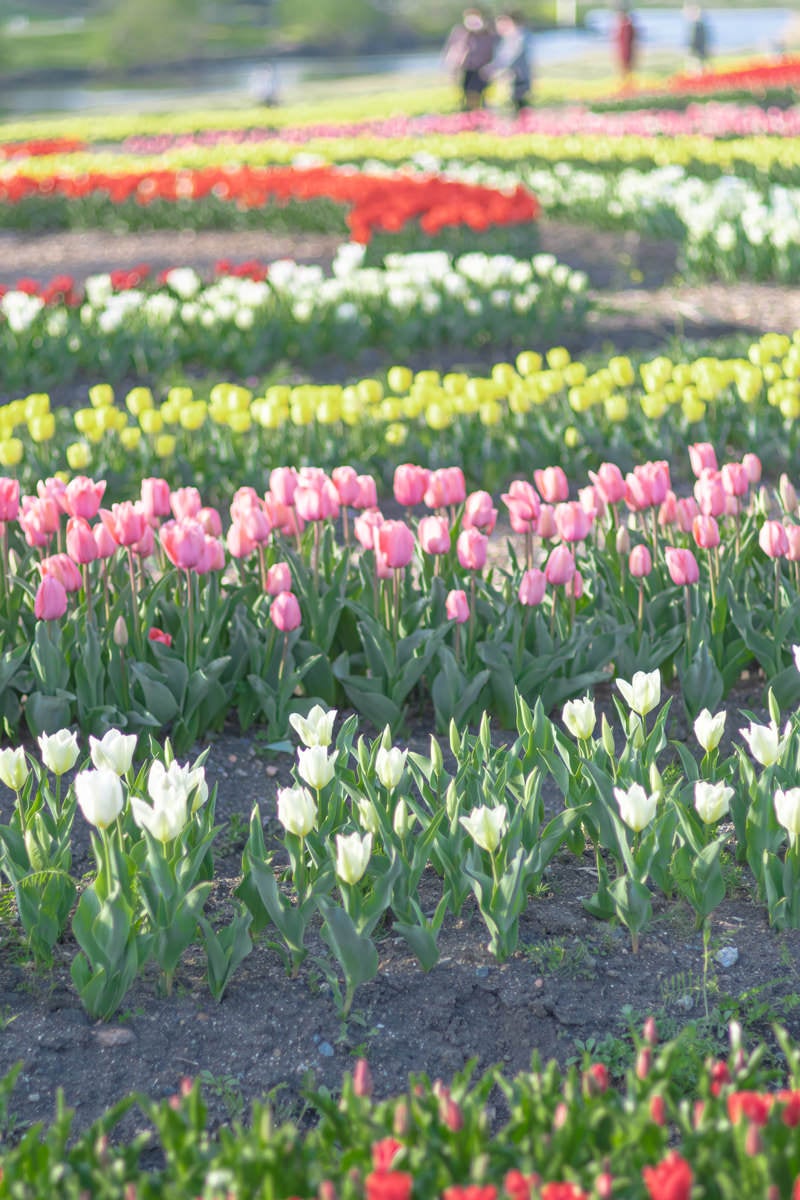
[443,8,495,110]
[684,5,710,73]
[485,11,532,113]
[613,2,637,84]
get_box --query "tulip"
[294,478,339,523]
[694,709,726,753]
[331,465,360,508]
[418,515,451,556]
[676,496,700,533]
[614,782,658,832]
[100,502,147,547]
[456,528,488,571]
[562,697,596,741]
[265,561,292,595]
[616,669,661,717]
[131,783,187,843]
[694,470,727,517]
[64,475,106,521]
[148,627,172,647]
[501,480,540,533]
[74,767,123,829]
[34,575,67,620]
[335,830,372,885]
[544,544,575,586]
[537,504,557,539]
[354,508,384,551]
[38,729,79,775]
[566,570,584,600]
[66,516,99,565]
[554,501,592,542]
[140,477,171,520]
[393,463,429,508]
[89,729,136,775]
[774,787,800,836]
[197,506,222,538]
[785,526,800,562]
[0,477,20,522]
[694,780,734,824]
[460,804,507,853]
[665,546,700,586]
[742,452,762,482]
[41,553,82,594]
[297,745,335,791]
[628,544,652,577]
[463,490,497,534]
[375,745,407,789]
[270,591,302,632]
[146,759,199,818]
[445,589,469,623]
[353,475,377,510]
[270,466,298,507]
[424,466,465,509]
[0,746,29,791]
[93,522,117,559]
[759,520,789,559]
[589,461,626,505]
[170,486,202,522]
[276,785,318,837]
[692,515,720,550]
[289,705,336,748]
[740,720,787,767]
[161,519,206,571]
[518,567,546,606]
[375,520,415,569]
[658,491,678,527]
[615,525,630,555]
[234,503,271,545]
[226,522,256,559]
[721,462,749,498]
[534,465,568,503]
[688,443,718,477]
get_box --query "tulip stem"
[126,548,140,653]
[342,507,349,546]
[394,568,401,642]
[83,563,94,625]
[258,545,268,594]
[185,570,195,670]
[701,919,711,1020]
[313,522,321,591]
[525,529,532,571]
[637,583,644,639]
[774,557,781,613]
[279,633,289,683]
[0,524,7,610]
[684,587,692,650]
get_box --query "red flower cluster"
[0,164,539,243]
[727,1089,800,1128]
[0,136,85,160]
[668,55,800,94]
[642,1151,693,1200]
[0,260,270,306]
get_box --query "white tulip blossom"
[615,670,661,717]
[75,768,124,830]
[614,783,658,832]
[774,787,800,837]
[297,745,336,791]
[289,705,336,748]
[562,697,596,741]
[335,831,373,885]
[694,709,726,754]
[0,746,29,791]
[276,786,317,838]
[460,804,508,853]
[694,780,734,824]
[740,720,788,768]
[131,792,187,843]
[89,729,136,775]
[38,729,80,776]
[375,745,407,790]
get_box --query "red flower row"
[0,136,85,160]
[0,164,539,243]
[668,55,800,94]
[0,259,270,306]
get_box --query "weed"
[520,938,595,979]
[197,1070,245,1123]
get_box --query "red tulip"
[364,1170,413,1200]
[665,546,700,585]
[34,575,67,620]
[148,627,172,647]
[642,1151,693,1200]
[270,590,301,631]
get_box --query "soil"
[2,218,800,1141]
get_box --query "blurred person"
[484,11,532,112]
[613,1,638,84]
[684,4,710,72]
[443,7,495,110]
[249,62,280,107]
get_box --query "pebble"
[676,994,694,1011]
[318,1041,334,1058]
[715,946,739,969]
[475,966,489,978]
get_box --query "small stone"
[715,946,739,969]
[676,994,694,1012]
[475,966,489,978]
[318,1041,334,1058]
[266,766,278,777]
[93,1026,135,1047]
[27,1093,40,1102]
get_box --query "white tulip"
[131,794,186,843]
[147,761,193,814]
[289,705,337,748]
[694,709,726,754]
[355,795,380,837]
[297,745,336,791]
[0,746,29,791]
[74,768,123,830]
[460,804,508,853]
[276,786,317,837]
[775,787,800,836]
[375,745,407,790]
[335,831,372,885]
[38,729,80,776]
[615,669,661,717]
[792,644,800,674]
[89,729,136,775]
[740,720,787,767]
[694,780,734,824]
[614,783,657,832]
[562,697,596,741]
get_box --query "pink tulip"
[675,497,700,533]
[18,503,54,549]
[537,504,557,540]
[373,548,393,580]
[578,485,604,521]
[140,477,171,520]
[626,461,670,511]
[170,486,202,521]
[353,474,378,510]
[34,575,67,620]
[332,466,360,507]
[22,493,59,534]
[354,508,384,551]
[40,553,82,593]
[197,506,223,537]
[269,466,298,508]
[694,471,727,517]
[37,477,68,514]
[742,453,762,483]
[66,516,99,565]
[230,486,260,524]
[501,480,540,534]
[554,501,592,543]
[0,477,20,522]
[64,476,106,521]
[100,502,148,547]
[665,546,700,586]
[463,491,497,534]
[266,561,292,595]
[720,462,749,498]
[418,515,451,556]
[566,570,584,600]
[441,467,466,507]
[545,544,575,586]
[518,567,546,606]
[161,519,206,570]
[197,536,225,574]
[688,443,718,477]
[133,524,155,558]
[658,491,678,527]
[692,515,720,550]
[445,589,469,623]
[226,522,256,559]
[759,520,789,559]
[294,479,339,523]
[589,462,625,505]
[393,463,430,508]
[93,522,118,559]
[456,528,488,571]
[270,590,302,632]
[263,493,303,537]
[629,544,652,577]
[236,503,271,544]
[785,525,800,561]
[534,465,569,503]
[375,520,415,569]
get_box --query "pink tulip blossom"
[418,515,451,556]
[354,508,384,551]
[161,519,207,570]
[629,544,653,577]
[140,477,171,520]
[463,491,497,534]
[545,544,575,586]
[456,528,488,571]
[759,520,789,559]
[501,480,540,533]
[66,516,99,564]
[40,553,82,593]
[34,575,67,620]
[266,562,292,595]
[170,486,203,521]
[270,466,298,507]
[518,567,546,606]
[353,474,378,510]
[332,466,360,507]
[589,462,625,505]
[0,477,20,522]
[100,502,148,547]
[445,589,469,623]
[393,463,430,508]
[375,520,415,569]
[688,443,718,477]
[534,465,569,504]
[692,515,720,550]
[64,476,106,521]
[554,501,592,542]
[270,590,302,631]
[665,546,700,585]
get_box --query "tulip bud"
[113,616,129,647]
[393,1100,410,1137]
[745,1122,762,1157]
[552,1101,569,1130]
[650,1094,666,1126]
[353,1058,373,1099]
[445,778,458,821]
[583,1062,609,1097]
[601,715,616,758]
[393,798,414,839]
[636,1046,652,1080]
[596,1171,614,1200]
[318,1182,337,1200]
[615,525,630,555]
[729,1020,742,1051]
[0,746,29,792]
[643,1016,658,1046]
[649,762,663,798]
[780,473,798,513]
[693,1100,705,1129]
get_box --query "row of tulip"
[0,442,800,742]
[0,248,586,393]
[3,336,799,495]
[2,1024,799,1199]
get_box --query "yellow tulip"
[385,422,407,446]
[154,434,176,458]
[780,394,800,419]
[681,392,706,423]
[479,400,502,426]
[608,356,634,387]
[24,393,50,419]
[229,411,252,433]
[66,441,92,470]
[125,387,154,416]
[387,365,413,393]
[28,413,55,442]
[119,427,142,450]
[564,425,580,448]
[516,350,543,375]
[547,347,571,370]
[414,370,440,388]
[564,363,587,387]
[88,384,114,408]
[443,372,468,395]
[491,363,517,390]
[640,392,667,420]
[425,403,453,430]
[357,378,383,406]
[604,394,628,422]
[179,401,207,431]
[0,438,23,466]
[140,409,164,435]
